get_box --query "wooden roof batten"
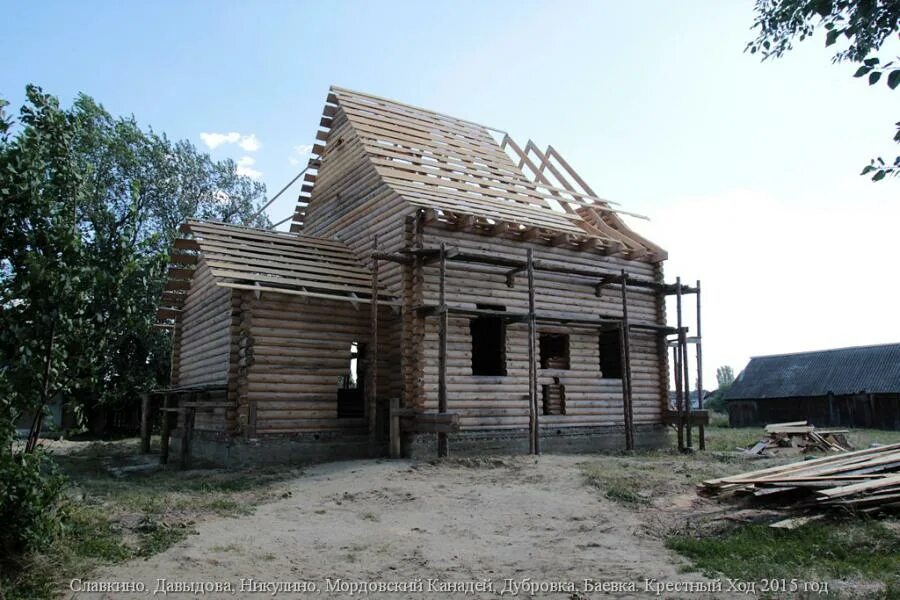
[156,219,394,326]
[287,86,666,263]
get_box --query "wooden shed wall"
[174,261,232,388]
[237,293,401,435]
[415,228,667,431]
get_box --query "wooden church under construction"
[153,86,705,465]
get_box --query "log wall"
[174,261,232,388]
[237,294,401,435]
[171,260,233,433]
[415,227,668,431]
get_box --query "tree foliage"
[747,0,900,180]
[0,85,270,445]
[704,365,736,413]
[716,365,736,388]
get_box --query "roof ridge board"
[208,267,371,295]
[344,113,513,168]
[336,97,497,148]
[399,196,577,232]
[190,226,355,254]
[186,219,305,240]
[385,178,581,221]
[185,219,349,249]
[203,257,371,282]
[217,282,398,307]
[392,189,586,233]
[196,237,362,265]
[379,165,646,221]
[195,232,355,258]
[363,139,523,181]
[369,154,613,212]
[335,103,509,161]
[375,162,554,205]
[202,250,370,281]
[365,144,578,198]
[331,86,506,136]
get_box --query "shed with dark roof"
[725,344,900,429]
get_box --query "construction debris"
[700,442,900,515]
[741,421,852,456]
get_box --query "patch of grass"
[702,426,763,452]
[708,411,730,428]
[582,463,657,505]
[603,480,649,505]
[667,519,900,590]
[64,506,133,562]
[133,516,192,557]
[701,425,900,454]
[5,437,301,600]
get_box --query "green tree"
[747,0,900,180]
[0,86,270,446]
[716,365,736,388]
[705,365,736,413]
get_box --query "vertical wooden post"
[180,401,195,470]
[389,397,401,458]
[140,392,151,454]
[620,269,635,451]
[675,277,688,451]
[695,280,705,450]
[437,242,449,458]
[159,392,171,465]
[527,249,539,455]
[369,235,380,448]
[680,285,692,450]
[672,343,684,451]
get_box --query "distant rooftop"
[726,343,900,400]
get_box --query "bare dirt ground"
[70,454,718,599]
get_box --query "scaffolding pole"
[676,277,689,450]
[696,280,705,450]
[369,235,380,452]
[527,248,540,455]
[437,242,449,458]
[619,269,635,451]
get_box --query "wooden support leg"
[527,249,539,455]
[159,393,171,465]
[390,397,401,459]
[140,393,151,454]
[696,280,705,451]
[437,243,449,458]
[180,405,195,470]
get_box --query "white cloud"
[236,156,262,179]
[288,144,314,166]
[200,131,262,152]
[239,134,262,152]
[200,131,241,149]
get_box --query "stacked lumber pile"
[701,442,900,514]
[742,421,851,456]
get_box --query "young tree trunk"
[25,324,56,453]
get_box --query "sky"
[3,0,898,385]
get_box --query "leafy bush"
[0,449,67,559]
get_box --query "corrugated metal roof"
[725,343,900,400]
